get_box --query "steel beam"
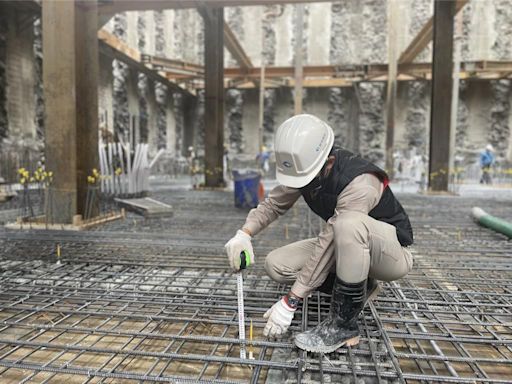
[165,61,512,82]
[223,22,253,70]
[203,7,225,187]
[98,29,191,96]
[428,0,456,192]
[97,0,334,15]
[398,0,467,64]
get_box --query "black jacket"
[300,148,413,246]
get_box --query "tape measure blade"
[237,272,246,359]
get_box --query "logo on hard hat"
[315,132,327,152]
[283,161,292,168]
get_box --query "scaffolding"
[0,189,510,383]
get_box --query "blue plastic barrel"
[232,169,261,208]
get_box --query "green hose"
[472,207,512,239]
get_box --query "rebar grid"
[0,188,510,383]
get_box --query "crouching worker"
[225,114,414,353]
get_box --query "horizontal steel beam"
[97,0,335,15]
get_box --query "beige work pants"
[264,211,413,286]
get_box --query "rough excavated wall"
[225,7,244,154]
[328,2,360,152]
[402,0,431,157]
[1,2,512,168]
[5,10,37,143]
[240,90,260,155]
[490,1,512,161]
[261,6,279,149]
[171,9,203,153]
[357,1,387,166]
[137,12,149,146]
[154,11,168,151]
[33,18,43,141]
[98,54,114,136]
[0,15,7,143]
[112,13,130,143]
[307,3,330,66]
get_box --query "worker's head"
[486,144,494,152]
[274,114,334,188]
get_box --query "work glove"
[263,297,296,339]
[224,230,254,272]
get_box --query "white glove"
[224,230,254,271]
[263,297,296,338]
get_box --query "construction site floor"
[0,179,510,383]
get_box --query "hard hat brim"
[276,154,328,189]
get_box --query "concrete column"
[75,1,99,217]
[43,0,77,223]
[183,95,197,156]
[203,7,224,187]
[126,68,139,151]
[428,0,455,192]
[43,0,99,223]
[166,96,177,154]
[146,80,159,154]
[241,89,260,156]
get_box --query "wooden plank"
[115,197,174,218]
[398,0,467,64]
[428,0,456,192]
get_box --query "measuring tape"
[237,250,251,359]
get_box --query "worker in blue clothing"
[480,144,495,185]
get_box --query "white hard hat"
[486,144,494,151]
[274,114,334,188]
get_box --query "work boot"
[319,274,379,307]
[294,277,366,353]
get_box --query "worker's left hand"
[224,230,254,271]
[263,297,296,339]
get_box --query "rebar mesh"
[0,187,510,383]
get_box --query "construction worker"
[479,144,495,185]
[225,114,414,353]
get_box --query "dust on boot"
[294,277,366,353]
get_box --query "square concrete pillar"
[43,0,99,223]
[428,0,455,191]
[203,7,224,187]
[43,0,77,223]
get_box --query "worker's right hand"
[224,230,254,271]
[263,297,296,339]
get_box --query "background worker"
[225,114,414,353]
[480,144,495,185]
